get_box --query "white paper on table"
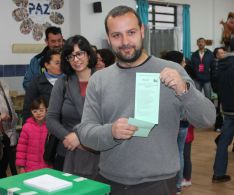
[23,174,72,192]
[19,192,38,195]
[63,173,72,177]
[7,187,21,195]
[7,187,21,193]
[73,177,87,182]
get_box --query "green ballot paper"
[128,117,155,137]
[130,73,160,137]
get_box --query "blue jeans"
[194,80,212,100]
[176,126,188,188]
[213,115,234,176]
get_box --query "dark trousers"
[96,174,176,195]
[213,116,234,176]
[53,154,65,171]
[0,134,17,178]
[183,142,192,180]
[215,97,223,130]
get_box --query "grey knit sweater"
[76,56,216,185]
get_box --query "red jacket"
[16,117,51,172]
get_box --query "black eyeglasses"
[66,51,86,62]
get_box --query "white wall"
[69,0,81,37]
[77,0,136,48]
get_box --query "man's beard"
[112,43,143,63]
[50,47,62,53]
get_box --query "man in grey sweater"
[75,5,216,195]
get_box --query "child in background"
[182,125,195,187]
[16,97,51,173]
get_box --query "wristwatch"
[176,82,190,96]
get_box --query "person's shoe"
[181,179,192,187]
[215,128,221,132]
[176,187,182,195]
[212,175,231,183]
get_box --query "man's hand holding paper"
[160,67,187,96]
[112,118,137,140]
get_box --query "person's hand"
[0,112,11,121]
[112,118,137,140]
[160,67,187,95]
[63,132,80,151]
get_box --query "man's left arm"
[160,67,216,128]
[177,81,216,128]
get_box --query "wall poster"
[12,0,64,41]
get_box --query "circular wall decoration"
[12,0,64,41]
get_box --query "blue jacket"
[23,47,49,90]
[210,59,219,93]
[190,49,214,82]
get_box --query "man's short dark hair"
[45,26,62,40]
[197,37,205,42]
[104,5,142,34]
[213,47,225,57]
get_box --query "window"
[148,2,177,29]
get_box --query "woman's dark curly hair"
[61,35,97,76]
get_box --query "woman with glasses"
[47,35,99,179]
[22,50,63,125]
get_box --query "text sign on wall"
[12,0,64,41]
[28,0,51,24]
